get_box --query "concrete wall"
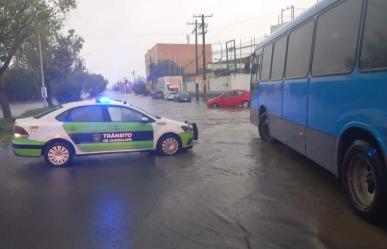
[185,73,250,95]
[230,74,250,90]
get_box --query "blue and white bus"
[250,0,387,221]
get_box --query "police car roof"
[61,99,128,109]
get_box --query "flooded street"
[1,93,386,249]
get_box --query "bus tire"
[342,140,387,223]
[258,113,273,142]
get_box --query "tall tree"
[0,0,76,119]
[39,29,84,105]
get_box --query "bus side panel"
[282,79,309,154]
[337,72,387,156]
[305,128,337,174]
[308,71,387,173]
[259,81,285,142]
[307,74,352,173]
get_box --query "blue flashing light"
[97,97,111,104]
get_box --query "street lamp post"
[38,32,47,107]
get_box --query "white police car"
[12,98,198,167]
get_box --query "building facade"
[145,43,212,77]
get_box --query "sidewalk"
[0,101,45,119]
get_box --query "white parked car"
[165,91,178,101]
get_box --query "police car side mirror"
[140,116,150,123]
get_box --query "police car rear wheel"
[44,142,73,167]
[158,135,180,156]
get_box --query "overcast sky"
[65,0,316,84]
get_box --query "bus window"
[285,21,314,79]
[261,44,273,82]
[360,0,387,71]
[312,0,362,76]
[250,54,260,91]
[271,36,287,81]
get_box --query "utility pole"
[187,19,199,100]
[201,14,207,100]
[38,32,47,107]
[194,14,212,100]
[132,70,136,82]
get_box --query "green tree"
[3,67,40,102]
[52,71,108,103]
[44,29,85,105]
[0,0,76,119]
[81,73,109,98]
[12,29,108,105]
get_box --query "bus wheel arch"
[259,105,266,117]
[258,108,273,142]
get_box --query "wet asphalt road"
[1,93,387,249]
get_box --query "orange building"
[145,43,212,77]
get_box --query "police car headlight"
[181,125,193,132]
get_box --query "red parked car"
[207,89,250,108]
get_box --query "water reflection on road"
[0,93,386,249]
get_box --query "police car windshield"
[33,106,63,119]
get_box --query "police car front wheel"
[44,142,73,167]
[157,134,181,156]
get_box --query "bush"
[3,67,41,102]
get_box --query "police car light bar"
[96,97,111,103]
[96,97,128,105]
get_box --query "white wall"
[230,74,250,90]
[185,73,250,94]
[208,77,231,92]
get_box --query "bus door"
[265,36,287,142]
[282,20,314,155]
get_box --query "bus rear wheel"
[342,140,387,223]
[258,113,273,142]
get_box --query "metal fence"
[208,37,265,77]
[182,37,265,82]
